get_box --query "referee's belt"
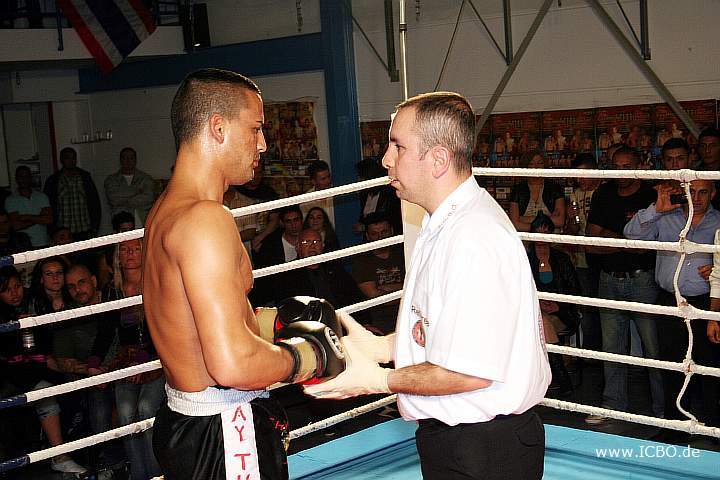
[418,414,518,428]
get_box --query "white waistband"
[165,384,267,416]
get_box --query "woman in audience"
[509,150,566,232]
[0,266,87,474]
[526,214,581,397]
[28,256,71,316]
[92,238,164,480]
[303,206,340,252]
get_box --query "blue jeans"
[598,270,664,417]
[115,376,165,480]
[88,386,114,434]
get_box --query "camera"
[669,193,688,205]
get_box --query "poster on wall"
[540,108,596,167]
[261,101,319,197]
[595,104,653,168]
[652,100,717,168]
[360,121,390,162]
[473,117,492,167]
[489,112,541,168]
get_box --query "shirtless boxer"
[143,69,343,480]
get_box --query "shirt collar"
[422,175,478,233]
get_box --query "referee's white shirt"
[394,176,551,426]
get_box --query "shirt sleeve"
[623,204,661,240]
[586,187,606,228]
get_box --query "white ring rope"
[540,399,720,438]
[547,345,720,378]
[24,361,162,404]
[18,390,720,470]
[4,168,720,473]
[17,292,405,404]
[228,176,390,218]
[518,232,720,254]
[473,167,720,182]
[6,176,390,267]
[288,395,399,440]
[538,291,720,321]
[11,237,403,331]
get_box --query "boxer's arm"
[176,203,293,389]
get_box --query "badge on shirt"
[411,305,428,347]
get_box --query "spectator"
[300,160,334,226]
[527,213,580,397]
[112,211,136,233]
[660,137,691,171]
[696,127,720,210]
[584,146,661,425]
[0,266,87,475]
[28,256,71,316]
[354,158,402,234]
[509,150,566,232]
[626,179,720,437]
[254,205,303,267]
[91,238,164,480]
[5,165,53,248]
[43,147,102,240]
[252,205,304,306]
[104,147,156,227]
[565,153,602,351]
[0,208,32,256]
[351,212,404,333]
[303,206,339,252]
[54,264,115,440]
[275,228,364,309]
[697,127,720,172]
[223,164,280,257]
[235,163,280,254]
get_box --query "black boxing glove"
[276,296,343,338]
[275,321,346,384]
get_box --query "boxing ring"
[0,166,719,479]
[2,0,718,476]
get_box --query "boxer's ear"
[209,113,225,143]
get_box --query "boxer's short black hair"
[171,68,261,149]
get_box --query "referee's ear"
[430,145,451,179]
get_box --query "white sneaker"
[585,414,609,425]
[50,454,88,474]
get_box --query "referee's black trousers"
[415,409,545,480]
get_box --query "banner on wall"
[57,0,157,74]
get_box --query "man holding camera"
[624,176,720,437]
